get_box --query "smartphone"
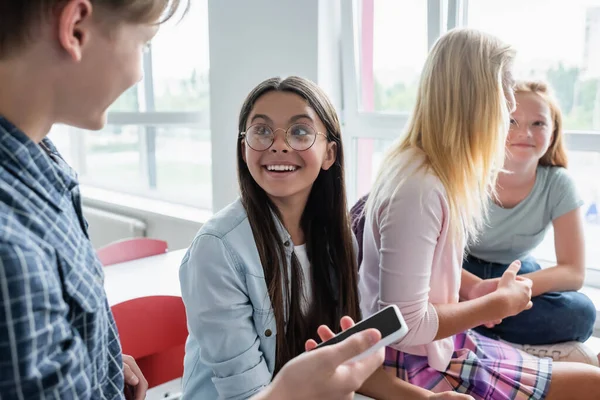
[315,305,408,363]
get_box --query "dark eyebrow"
[289,114,314,124]
[250,114,273,124]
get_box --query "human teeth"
[266,165,297,171]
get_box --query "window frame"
[66,45,212,209]
[340,0,600,288]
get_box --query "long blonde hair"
[368,28,516,242]
[513,80,568,168]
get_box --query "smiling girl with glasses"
[178,75,471,400]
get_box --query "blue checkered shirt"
[0,116,124,399]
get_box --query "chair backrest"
[97,238,168,266]
[350,194,369,267]
[112,295,188,388]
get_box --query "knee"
[575,294,597,324]
[570,293,597,340]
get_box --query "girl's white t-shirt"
[292,244,311,314]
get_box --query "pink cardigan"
[358,153,463,371]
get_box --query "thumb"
[500,260,521,284]
[326,329,381,366]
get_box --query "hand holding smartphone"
[314,305,408,363]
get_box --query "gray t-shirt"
[469,166,583,264]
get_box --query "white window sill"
[80,185,212,225]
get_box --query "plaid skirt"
[384,330,552,400]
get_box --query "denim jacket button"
[284,241,290,247]
[265,329,272,337]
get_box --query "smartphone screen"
[315,305,403,349]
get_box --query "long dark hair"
[237,76,361,373]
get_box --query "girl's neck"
[270,194,308,245]
[497,159,538,190]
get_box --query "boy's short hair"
[0,0,187,59]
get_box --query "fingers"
[517,277,533,306]
[134,381,148,400]
[501,260,521,280]
[309,317,357,352]
[326,328,381,367]
[122,361,139,386]
[317,324,336,342]
[305,339,318,351]
[516,277,533,306]
[339,316,355,331]
[122,355,148,400]
[499,260,523,288]
[484,319,502,328]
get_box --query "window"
[50,2,212,210]
[341,0,451,199]
[342,0,600,285]
[151,6,211,113]
[467,0,600,275]
[467,0,600,131]
[370,0,428,114]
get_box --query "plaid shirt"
[0,117,124,399]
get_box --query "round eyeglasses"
[240,123,328,152]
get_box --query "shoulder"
[0,199,35,247]
[392,161,447,208]
[0,239,49,284]
[197,198,249,239]
[383,150,446,198]
[538,166,579,199]
[540,165,574,187]
[181,198,256,277]
[374,154,447,222]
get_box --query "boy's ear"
[57,0,93,62]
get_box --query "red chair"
[98,238,168,266]
[112,295,188,389]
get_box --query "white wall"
[208,0,342,212]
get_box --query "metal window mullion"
[594,83,600,130]
[447,0,459,30]
[461,0,469,26]
[340,0,362,204]
[427,0,444,49]
[140,47,157,189]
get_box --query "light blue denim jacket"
[179,198,294,400]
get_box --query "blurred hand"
[122,355,148,400]
[494,261,533,319]
[262,317,384,400]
